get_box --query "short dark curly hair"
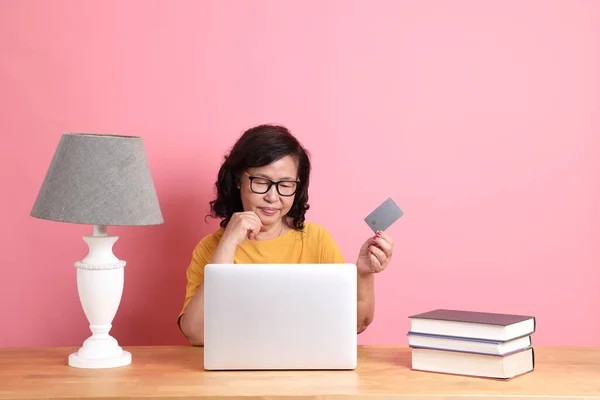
[209,124,311,230]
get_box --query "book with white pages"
[409,309,536,341]
[407,332,532,356]
[411,347,534,380]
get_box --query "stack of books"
[408,309,536,379]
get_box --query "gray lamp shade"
[31,133,164,226]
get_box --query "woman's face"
[240,155,299,228]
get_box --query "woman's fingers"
[371,237,393,258]
[369,253,384,273]
[369,243,387,265]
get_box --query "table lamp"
[30,133,163,369]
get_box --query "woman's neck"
[255,219,287,240]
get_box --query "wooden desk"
[1,346,599,399]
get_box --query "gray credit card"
[364,197,403,233]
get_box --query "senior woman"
[178,124,394,346]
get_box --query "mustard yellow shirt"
[179,222,346,320]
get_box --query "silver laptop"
[203,263,357,370]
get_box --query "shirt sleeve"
[178,240,212,324]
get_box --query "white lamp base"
[69,225,131,369]
[69,349,131,369]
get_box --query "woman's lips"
[259,207,279,215]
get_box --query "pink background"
[1,0,599,348]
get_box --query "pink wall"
[1,0,599,348]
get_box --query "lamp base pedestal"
[69,225,131,369]
[69,349,131,369]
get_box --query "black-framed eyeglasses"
[244,171,299,196]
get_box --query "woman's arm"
[179,284,206,346]
[179,212,262,346]
[355,230,394,334]
[357,270,375,333]
[180,240,239,346]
